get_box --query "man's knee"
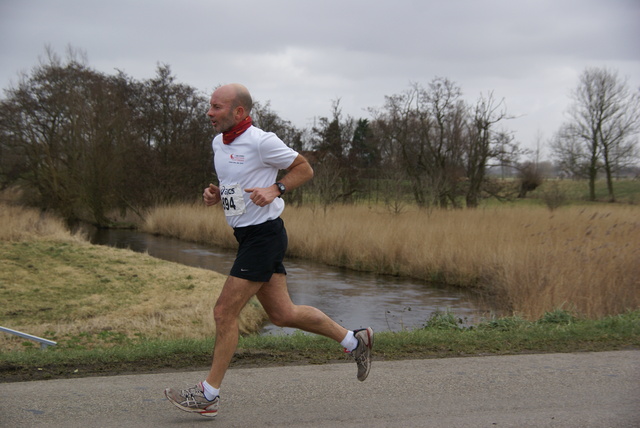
[213,300,238,328]
[213,276,262,327]
[268,307,296,328]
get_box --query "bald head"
[215,83,253,115]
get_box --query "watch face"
[277,182,286,194]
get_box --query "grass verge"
[2,309,638,383]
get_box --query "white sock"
[202,380,219,401]
[340,330,358,352]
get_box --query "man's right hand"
[203,183,220,206]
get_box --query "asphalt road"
[1,351,638,427]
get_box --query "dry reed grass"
[142,202,236,248]
[143,203,640,319]
[0,204,79,243]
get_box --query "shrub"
[537,309,577,325]
[540,181,567,211]
[424,310,465,330]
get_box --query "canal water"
[91,229,493,334]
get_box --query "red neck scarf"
[223,116,252,144]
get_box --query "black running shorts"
[230,217,288,282]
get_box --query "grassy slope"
[0,240,266,351]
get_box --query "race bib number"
[220,184,246,217]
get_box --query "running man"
[164,83,373,418]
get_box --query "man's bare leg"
[256,273,347,342]
[205,276,263,388]
[257,273,373,381]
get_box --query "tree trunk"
[604,162,616,202]
[588,139,598,201]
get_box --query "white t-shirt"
[212,125,298,228]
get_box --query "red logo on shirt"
[230,154,245,164]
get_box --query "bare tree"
[0,48,129,224]
[562,67,640,201]
[0,49,212,224]
[310,99,357,203]
[373,84,433,206]
[464,91,511,207]
[551,123,591,179]
[425,78,467,208]
[136,64,212,203]
[370,80,518,208]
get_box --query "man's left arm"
[245,154,313,207]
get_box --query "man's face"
[207,89,237,133]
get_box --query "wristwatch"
[275,182,286,196]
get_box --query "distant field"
[526,178,640,204]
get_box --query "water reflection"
[91,229,492,334]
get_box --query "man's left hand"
[245,185,280,207]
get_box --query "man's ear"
[234,106,245,120]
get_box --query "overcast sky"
[1,0,639,157]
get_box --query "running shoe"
[352,327,374,381]
[164,382,219,417]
